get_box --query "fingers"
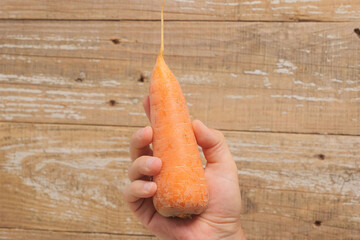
[130,126,153,161]
[128,156,162,181]
[123,180,157,203]
[192,120,233,164]
[143,96,151,121]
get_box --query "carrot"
[149,0,209,218]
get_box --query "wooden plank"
[0,0,359,21]
[0,21,359,135]
[0,122,359,239]
[0,229,156,240]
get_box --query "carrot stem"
[160,0,165,56]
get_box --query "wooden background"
[0,0,359,239]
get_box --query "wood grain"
[1,122,359,239]
[0,21,359,135]
[0,0,359,21]
[0,229,156,240]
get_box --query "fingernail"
[144,182,153,192]
[146,157,156,170]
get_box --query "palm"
[146,154,242,239]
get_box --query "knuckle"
[214,129,225,142]
[216,129,225,138]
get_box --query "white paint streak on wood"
[226,95,258,99]
[0,87,41,94]
[293,80,316,88]
[345,80,357,84]
[206,1,239,6]
[129,112,146,116]
[0,96,37,102]
[238,168,360,197]
[1,95,104,105]
[331,78,343,83]
[263,77,271,88]
[276,59,297,75]
[0,44,99,50]
[335,5,352,14]
[175,0,194,3]
[99,107,125,111]
[299,0,320,2]
[45,90,105,97]
[1,113,32,120]
[180,7,196,10]
[271,94,338,102]
[5,102,64,109]
[313,72,324,77]
[0,73,69,85]
[6,34,97,43]
[44,113,85,120]
[252,8,265,11]
[178,74,212,84]
[343,87,360,92]
[270,0,280,4]
[70,105,95,110]
[183,92,200,97]
[308,11,323,14]
[240,1,261,5]
[244,69,268,76]
[3,108,39,113]
[3,142,130,207]
[271,6,293,11]
[317,87,333,91]
[32,157,128,171]
[100,80,121,87]
[298,5,318,9]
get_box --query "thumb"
[192,120,233,165]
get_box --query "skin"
[123,96,246,240]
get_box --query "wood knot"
[313,220,321,228]
[138,74,146,83]
[109,100,116,106]
[354,28,360,38]
[110,39,120,44]
[75,72,86,83]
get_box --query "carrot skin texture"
[150,54,209,218]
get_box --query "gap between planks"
[0,18,355,23]
[1,120,359,137]
[0,227,155,238]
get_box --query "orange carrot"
[150,0,209,218]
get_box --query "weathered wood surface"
[0,0,360,21]
[0,229,156,240]
[1,122,359,239]
[1,21,359,135]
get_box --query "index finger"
[130,126,153,161]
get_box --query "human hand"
[123,96,246,240]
